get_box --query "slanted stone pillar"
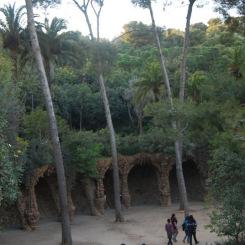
[67,186,76,220]
[28,182,40,227]
[83,177,100,216]
[17,187,39,231]
[121,173,130,208]
[17,173,40,230]
[95,177,106,214]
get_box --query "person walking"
[182,215,190,243]
[171,213,178,242]
[187,215,199,245]
[165,218,174,245]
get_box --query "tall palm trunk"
[98,73,124,221]
[72,0,94,40]
[96,48,124,223]
[178,0,196,210]
[180,0,195,103]
[73,0,124,221]
[25,0,72,244]
[148,2,189,216]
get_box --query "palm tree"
[131,62,163,134]
[132,0,189,216]
[72,0,124,221]
[0,3,25,78]
[0,3,26,146]
[178,0,196,209]
[133,62,163,103]
[37,17,67,83]
[25,0,72,244]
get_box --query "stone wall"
[3,152,206,230]
[169,160,205,202]
[95,153,174,213]
[128,164,159,206]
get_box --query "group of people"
[165,213,199,245]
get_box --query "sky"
[0,0,221,40]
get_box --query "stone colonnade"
[95,153,174,214]
[18,153,173,229]
[17,165,55,230]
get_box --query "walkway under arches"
[95,153,174,213]
[128,164,159,206]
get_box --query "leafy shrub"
[208,145,245,243]
[0,120,27,206]
[63,131,102,178]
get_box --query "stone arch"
[95,158,112,214]
[125,153,173,207]
[127,155,160,174]
[17,165,75,230]
[73,173,99,216]
[17,165,55,230]
[128,163,159,206]
[169,158,204,202]
[95,153,173,213]
[95,156,127,213]
[103,168,114,208]
[35,174,59,219]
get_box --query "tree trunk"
[84,11,94,40]
[179,0,195,103]
[148,2,189,216]
[67,185,76,221]
[49,59,55,84]
[127,103,134,125]
[96,16,100,41]
[25,0,72,244]
[174,138,189,215]
[138,114,143,135]
[72,0,94,40]
[178,0,196,211]
[73,0,124,222]
[98,74,124,222]
[31,92,34,111]
[79,107,82,131]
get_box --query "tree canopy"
[0,1,245,242]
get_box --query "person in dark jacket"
[182,215,190,243]
[165,218,174,245]
[171,213,178,242]
[187,215,199,244]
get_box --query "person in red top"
[165,218,174,245]
[171,213,178,242]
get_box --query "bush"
[215,241,245,245]
[63,130,102,178]
[0,121,26,206]
[208,146,245,243]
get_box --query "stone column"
[26,184,40,229]
[83,177,100,216]
[158,163,171,206]
[121,173,131,208]
[95,177,106,214]
[67,186,76,221]
[17,189,37,231]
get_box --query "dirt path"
[0,203,224,245]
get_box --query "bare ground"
[0,202,224,245]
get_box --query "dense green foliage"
[63,131,102,178]
[209,149,245,241]
[0,132,26,206]
[0,3,245,240]
[0,51,26,206]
